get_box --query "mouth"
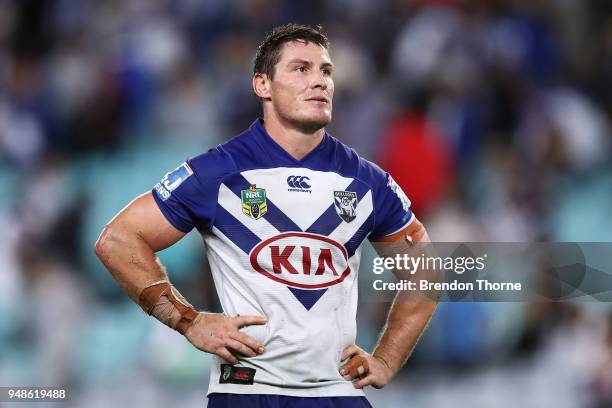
[305,96,330,104]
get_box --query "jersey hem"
[206,382,366,397]
[385,212,416,236]
[151,190,193,233]
[370,212,415,240]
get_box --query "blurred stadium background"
[1,0,612,407]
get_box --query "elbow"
[94,224,120,262]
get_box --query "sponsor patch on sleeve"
[387,175,411,212]
[154,162,193,201]
[219,364,255,385]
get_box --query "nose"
[310,71,328,90]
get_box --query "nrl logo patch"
[241,184,268,220]
[334,190,357,223]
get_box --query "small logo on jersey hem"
[334,190,358,223]
[241,184,268,220]
[220,364,255,385]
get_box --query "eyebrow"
[287,59,334,68]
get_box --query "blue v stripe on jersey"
[263,199,302,233]
[344,213,375,258]
[215,205,262,254]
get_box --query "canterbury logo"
[287,176,311,190]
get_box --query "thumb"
[341,344,360,361]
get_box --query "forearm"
[372,299,436,374]
[95,224,168,301]
[371,217,438,374]
[94,224,192,329]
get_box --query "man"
[95,24,436,407]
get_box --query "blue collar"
[249,118,331,166]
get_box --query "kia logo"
[250,232,351,289]
[287,175,311,189]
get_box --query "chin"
[294,112,331,133]
[298,118,330,133]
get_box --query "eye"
[296,66,307,73]
[322,68,332,76]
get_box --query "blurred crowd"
[1,0,612,407]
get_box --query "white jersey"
[153,119,413,397]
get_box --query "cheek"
[270,88,290,111]
[276,86,307,111]
[273,82,298,102]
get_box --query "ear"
[253,73,272,100]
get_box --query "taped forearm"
[139,280,200,335]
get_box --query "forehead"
[277,41,332,65]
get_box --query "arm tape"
[138,280,199,335]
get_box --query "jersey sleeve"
[152,148,231,232]
[369,173,415,239]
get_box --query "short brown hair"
[253,24,329,79]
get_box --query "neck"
[262,111,325,161]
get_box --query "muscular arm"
[371,218,437,374]
[94,192,267,363]
[340,217,438,388]
[94,192,186,305]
